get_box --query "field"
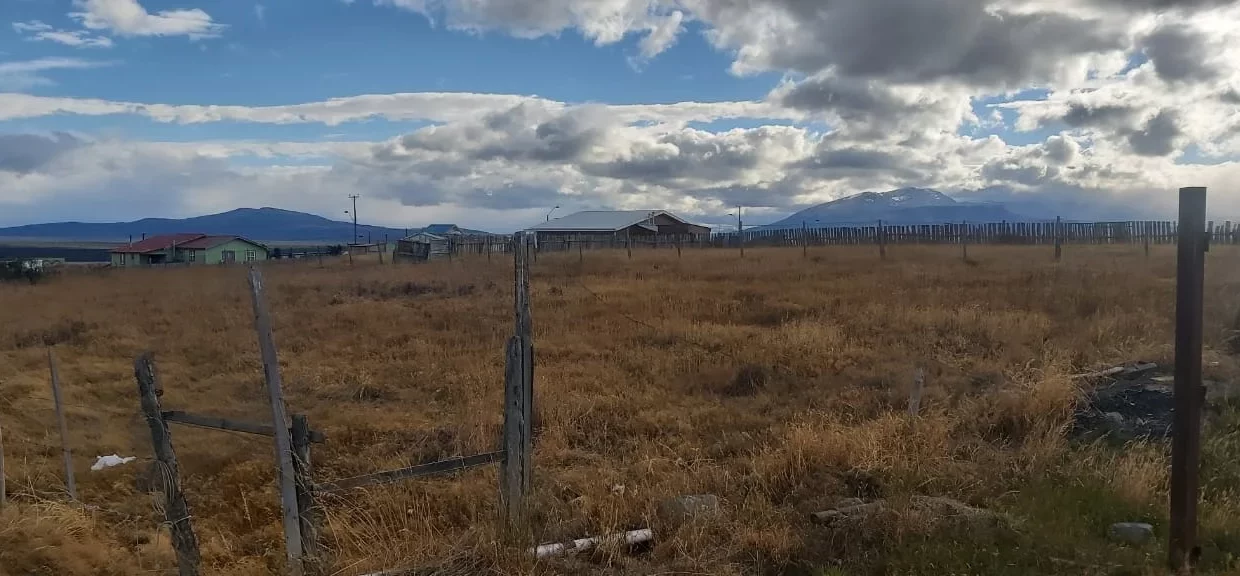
[1,245,1239,575]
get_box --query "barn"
[526,210,709,241]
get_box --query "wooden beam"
[161,411,326,443]
[316,451,504,493]
[47,347,77,500]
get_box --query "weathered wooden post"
[0,418,6,508]
[961,221,969,262]
[134,353,201,576]
[878,220,887,260]
[1145,228,1151,259]
[291,414,319,575]
[47,347,77,500]
[626,228,632,260]
[801,221,808,259]
[1170,187,1207,573]
[246,267,305,576]
[502,233,534,532]
[578,237,584,264]
[1054,216,1063,262]
[908,366,925,417]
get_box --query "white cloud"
[0,57,109,90]
[70,0,225,39]
[255,4,266,23]
[13,21,115,48]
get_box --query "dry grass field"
[2,245,1240,575]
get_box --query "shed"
[394,232,451,262]
[525,210,709,240]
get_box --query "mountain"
[760,188,1032,229]
[0,207,488,243]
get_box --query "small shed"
[394,232,451,262]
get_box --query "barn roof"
[111,233,206,254]
[424,224,461,235]
[526,210,692,232]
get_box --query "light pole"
[546,205,560,222]
[347,194,360,243]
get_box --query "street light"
[546,205,561,222]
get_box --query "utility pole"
[347,195,360,245]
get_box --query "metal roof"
[526,210,690,232]
[424,224,461,234]
[179,235,266,250]
[111,233,206,254]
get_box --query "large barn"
[525,210,709,241]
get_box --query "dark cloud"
[1126,109,1182,156]
[696,0,1124,86]
[1222,89,1240,104]
[1043,135,1078,165]
[0,132,85,174]
[779,75,910,117]
[1140,24,1217,82]
[1061,103,1137,129]
[580,130,764,184]
[1091,0,1237,9]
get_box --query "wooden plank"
[135,353,201,576]
[47,347,77,500]
[161,411,326,443]
[1054,216,1062,262]
[320,451,504,493]
[246,266,304,576]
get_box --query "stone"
[810,500,885,525]
[657,494,720,527]
[1103,412,1125,428]
[1108,522,1154,545]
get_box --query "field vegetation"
[1,245,1239,575]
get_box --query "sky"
[1,0,1239,231]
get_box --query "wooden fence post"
[291,414,320,575]
[47,347,77,500]
[502,234,534,532]
[908,367,925,417]
[134,353,201,576]
[1054,216,1063,262]
[878,220,887,260]
[246,267,305,576]
[801,221,808,259]
[0,418,6,508]
[961,221,968,262]
[1145,230,1151,259]
[626,229,632,260]
[1170,187,1208,573]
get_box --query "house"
[525,210,710,240]
[423,224,464,236]
[394,232,452,262]
[110,234,269,267]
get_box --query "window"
[245,250,256,262]
[187,250,196,262]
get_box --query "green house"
[110,234,270,267]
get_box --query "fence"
[0,234,538,576]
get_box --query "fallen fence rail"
[315,451,505,493]
[161,411,326,443]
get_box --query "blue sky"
[1,0,1238,230]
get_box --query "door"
[221,250,236,264]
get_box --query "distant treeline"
[0,245,111,263]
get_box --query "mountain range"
[0,207,486,243]
[760,188,1036,229]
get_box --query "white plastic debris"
[91,454,136,471]
[532,528,654,558]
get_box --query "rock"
[1108,522,1154,545]
[657,494,720,527]
[1103,412,1125,428]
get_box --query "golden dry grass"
[1,244,1239,575]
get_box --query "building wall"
[203,239,269,264]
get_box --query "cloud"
[1139,23,1217,82]
[1127,109,1184,156]
[0,132,88,174]
[255,4,267,23]
[13,21,115,48]
[71,0,225,39]
[0,57,109,90]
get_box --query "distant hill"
[760,188,1033,229]
[0,208,490,243]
